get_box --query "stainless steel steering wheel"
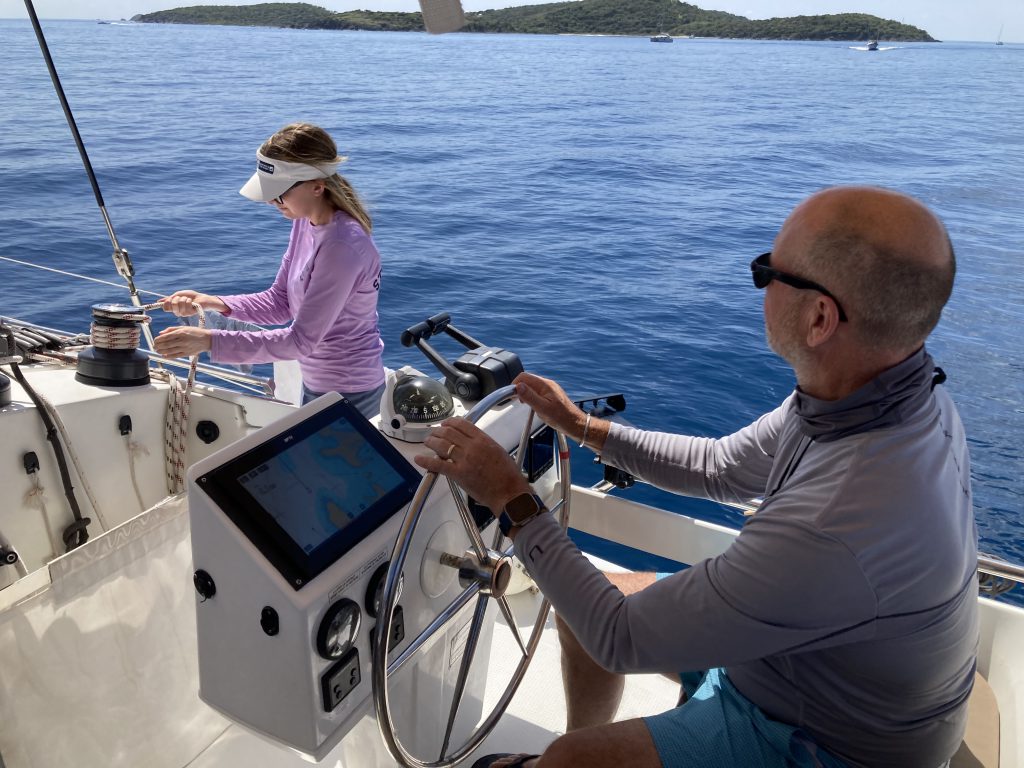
[372,385,571,768]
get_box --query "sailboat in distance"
[996,24,1004,45]
[651,9,673,42]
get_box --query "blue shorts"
[643,667,848,768]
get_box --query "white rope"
[23,475,59,560]
[124,435,149,512]
[91,323,144,349]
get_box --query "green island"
[132,0,936,41]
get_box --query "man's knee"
[606,571,658,595]
[536,733,576,767]
[539,720,661,767]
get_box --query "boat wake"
[850,45,899,51]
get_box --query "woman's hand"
[158,290,227,317]
[414,417,532,515]
[154,327,213,358]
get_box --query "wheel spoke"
[387,581,479,679]
[447,476,489,561]
[497,595,528,658]
[514,409,535,473]
[490,521,505,551]
[439,593,490,760]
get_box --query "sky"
[2,0,1021,43]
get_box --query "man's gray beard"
[766,314,812,372]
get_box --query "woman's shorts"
[301,382,386,420]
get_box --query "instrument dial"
[366,562,404,619]
[316,599,361,660]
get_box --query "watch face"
[505,493,540,524]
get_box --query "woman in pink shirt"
[155,123,386,418]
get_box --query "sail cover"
[0,496,229,767]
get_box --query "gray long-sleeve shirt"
[514,349,978,767]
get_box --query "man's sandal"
[470,753,541,768]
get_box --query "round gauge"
[316,599,361,660]
[366,562,404,619]
[392,373,454,424]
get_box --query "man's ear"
[805,296,841,348]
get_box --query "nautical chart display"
[237,417,407,554]
[197,398,420,588]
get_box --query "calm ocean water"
[1,21,1022,590]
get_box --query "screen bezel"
[196,399,421,590]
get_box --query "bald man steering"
[418,187,976,768]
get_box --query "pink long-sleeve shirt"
[210,210,385,393]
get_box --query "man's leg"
[486,717,662,768]
[556,571,657,731]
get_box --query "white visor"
[239,150,340,202]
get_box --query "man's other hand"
[515,372,587,444]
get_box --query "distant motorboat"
[866,39,879,51]
[650,33,673,43]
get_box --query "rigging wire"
[22,0,156,350]
[0,255,166,297]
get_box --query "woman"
[155,123,386,419]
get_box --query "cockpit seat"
[950,672,1000,768]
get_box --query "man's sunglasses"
[272,181,305,205]
[750,252,848,322]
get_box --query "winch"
[74,303,151,387]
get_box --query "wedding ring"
[446,444,455,459]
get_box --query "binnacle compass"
[379,366,459,443]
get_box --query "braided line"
[156,299,204,494]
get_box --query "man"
[416,187,977,768]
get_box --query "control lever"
[400,312,523,400]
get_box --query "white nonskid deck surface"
[189,588,680,767]
[469,592,681,762]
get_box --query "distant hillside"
[134,0,937,41]
[135,3,422,31]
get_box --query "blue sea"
[2,20,1022,593]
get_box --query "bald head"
[776,186,955,354]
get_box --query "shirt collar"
[793,346,937,442]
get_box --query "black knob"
[23,452,40,475]
[260,606,280,636]
[193,569,216,601]
[196,420,220,444]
